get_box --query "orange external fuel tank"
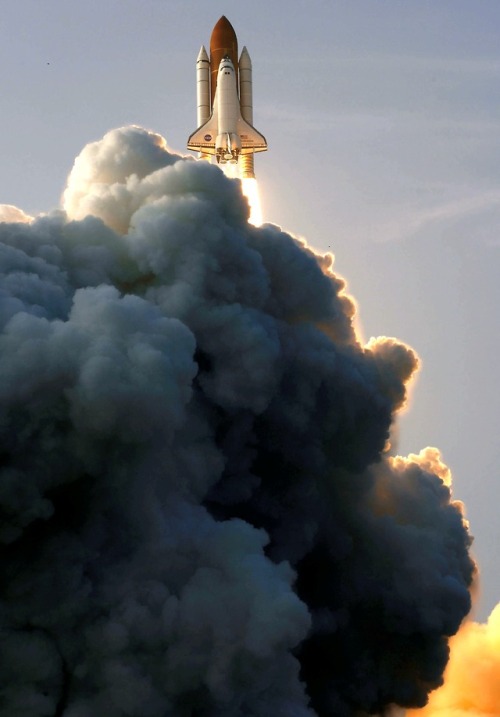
[209,16,238,105]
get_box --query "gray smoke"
[0,126,475,716]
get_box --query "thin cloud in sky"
[374,190,500,244]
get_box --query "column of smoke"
[0,126,478,717]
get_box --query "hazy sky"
[2,0,499,621]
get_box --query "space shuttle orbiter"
[187,16,268,179]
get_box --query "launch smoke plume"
[0,126,475,717]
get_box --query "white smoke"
[0,126,474,717]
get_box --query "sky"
[1,0,499,625]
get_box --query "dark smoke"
[0,126,475,716]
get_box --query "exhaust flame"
[241,176,263,225]
[208,156,262,226]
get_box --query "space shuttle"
[187,16,268,179]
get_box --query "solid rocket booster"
[196,46,210,128]
[238,47,257,180]
[187,16,267,179]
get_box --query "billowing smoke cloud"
[0,126,475,716]
[407,602,500,717]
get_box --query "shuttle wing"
[237,117,268,154]
[188,109,267,157]
[187,111,218,155]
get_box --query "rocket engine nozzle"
[216,133,241,163]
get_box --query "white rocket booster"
[187,16,268,179]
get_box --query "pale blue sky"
[1,0,499,620]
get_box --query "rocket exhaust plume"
[0,126,476,716]
[241,177,263,226]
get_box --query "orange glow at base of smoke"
[241,177,263,226]
[407,602,500,717]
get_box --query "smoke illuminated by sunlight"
[0,204,33,223]
[241,177,263,226]
[407,603,500,717]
